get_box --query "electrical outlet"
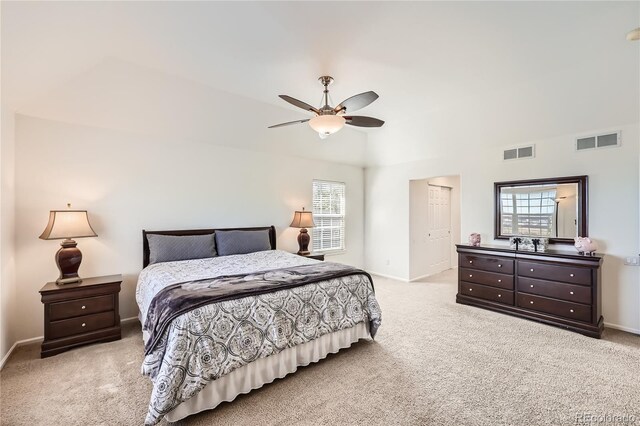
[624,256,640,266]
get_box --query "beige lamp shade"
[39,210,98,240]
[290,209,315,228]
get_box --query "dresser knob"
[498,264,502,268]
[498,279,502,283]
[530,268,534,272]
[81,305,86,310]
[570,291,574,295]
[570,309,574,313]
[469,288,473,291]
[530,301,534,304]
[469,275,473,278]
[498,294,502,298]
[530,284,534,288]
[81,323,86,327]
[570,274,574,277]
[469,260,473,264]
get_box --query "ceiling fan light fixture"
[309,114,345,137]
[627,27,640,41]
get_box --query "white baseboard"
[409,273,433,282]
[121,316,140,324]
[0,335,44,370]
[368,271,409,282]
[604,321,640,335]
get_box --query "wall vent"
[576,131,620,151]
[503,144,535,161]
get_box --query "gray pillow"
[147,233,216,265]
[215,230,271,256]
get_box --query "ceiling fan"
[269,76,384,139]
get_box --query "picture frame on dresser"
[456,245,603,338]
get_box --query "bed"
[136,226,382,425]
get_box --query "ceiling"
[2,1,639,166]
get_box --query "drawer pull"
[530,301,534,304]
[570,291,574,295]
[530,268,534,272]
[498,279,502,283]
[498,264,502,268]
[497,294,502,298]
[570,274,574,277]
[469,288,473,291]
[570,309,574,313]
[469,260,473,264]
[469,274,473,278]
[81,305,86,310]
[530,284,534,288]
[81,323,86,327]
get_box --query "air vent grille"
[503,144,535,161]
[577,132,620,151]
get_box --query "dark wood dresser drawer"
[49,311,116,340]
[49,295,114,321]
[518,277,591,304]
[459,267,513,290]
[459,254,514,274]
[516,293,591,323]
[517,260,591,286]
[460,282,514,305]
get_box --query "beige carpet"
[2,269,639,426]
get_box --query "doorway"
[409,175,461,281]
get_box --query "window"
[312,180,346,252]
[500,186,557,237]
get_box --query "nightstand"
[298,253,325,261]
[39,275,122,358]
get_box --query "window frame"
[311,179,346,254]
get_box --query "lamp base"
[55,239,83,285]
[297,228,311,256]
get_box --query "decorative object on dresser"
[40,275,122,357]
[298,252,325,261]
[456,244,603,338]
[290,207,315,255]
[468,233,481,247]
[574,237,598,255]
[509,236,548,252]
[39,204,98,284]
[495,175,588,245]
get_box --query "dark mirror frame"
[494,175,588,245]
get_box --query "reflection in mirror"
[499,183,578,238]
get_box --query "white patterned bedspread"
[136,250,381,425]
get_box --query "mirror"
[494,176,588,244]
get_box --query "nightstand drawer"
[49,295,114,321]
[49,311,115,340]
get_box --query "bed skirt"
[165,322,370,422]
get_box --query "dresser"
[456,245,603,338]
[40,275,122,357]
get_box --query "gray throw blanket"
[143,262,376,355]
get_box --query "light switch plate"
[624,256,640,266]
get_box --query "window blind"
[312,180,346,252]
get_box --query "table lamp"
[290,207,315,255]
[39,206,98,284]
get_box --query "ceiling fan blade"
[334,91,379,113]
[279,95,320,114]
[268,118,310,129]
[344,116,385,128]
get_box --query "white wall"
[13,115,365,342]
[1,106,17,362]
[366,123,640,333]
